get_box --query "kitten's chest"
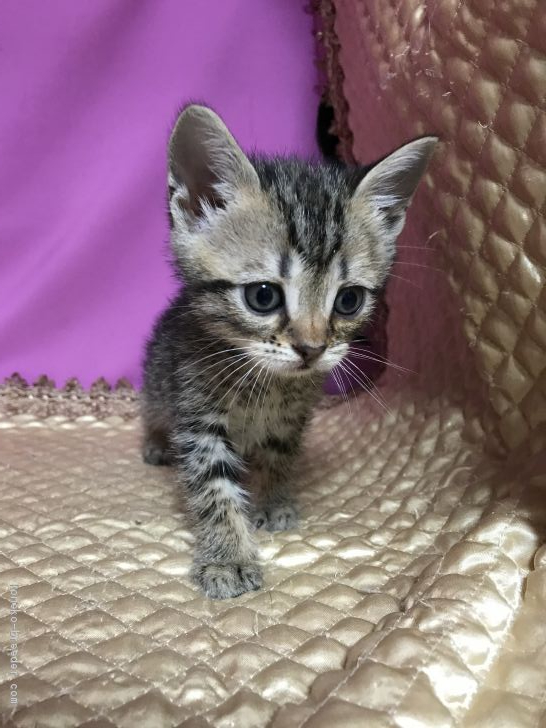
[228,379,311,455]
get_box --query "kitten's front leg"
[173,416,262,599]
[253,431,304,532]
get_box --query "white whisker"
[331,367,352,416]
[204,356,254,404]
[339,359,392,416]
[217,358,261,410]
[181,351,249,389]
[388,272,422,290]
[347,348,413,374]
[394,260,442,273]
[396,244,438,251]
[186,345,248,368]
[258,367,275,424]
[242,363,266,437]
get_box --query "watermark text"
[8,584,18,705]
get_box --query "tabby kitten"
[142,104,436,599]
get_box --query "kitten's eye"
[334,286,365,316]
[244,283,284,314]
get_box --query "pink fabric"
[0,1,318,388]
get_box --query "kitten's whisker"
[181,352,249,389]
[346,360,392,415]
[353,376,392,417]
[226,366,258,416]
[351,347,413,375]
[256,365,274,425]
[339,359,392,416]
[388,273,422,290]
[216,358,260,410]
[210,356,254,395]
[255,363,274,427]
[201,356,254,403]
[186,346,248,368]
[347,350,404,374]
[396,244,438,251]
[347,340,411,371]
[181,339,246,367]
[179,349,247,381]
[338,360,372,398]
[394,260,442,273]
[227,358,261,409]
[331,367,352,416]
[343,375,358,413]
[181,357,246,391]
[242,363,266,437]
[257,366,274,425]
[186,337,263,370]
[351,337,376,344]
[338,364,357,412]
[251,366,267,428]
[186,338,234,355]
[219,358,263,435]
[347,349,413,374]
[226,337,261,344]
[173,309,214,324]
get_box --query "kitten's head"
[168,104,436,376]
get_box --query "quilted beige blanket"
[1,0,545,725]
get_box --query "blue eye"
[244,283,284,314]
[334,286,365,316]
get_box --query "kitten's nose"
[292,343,327,365]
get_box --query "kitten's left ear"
[353,136,438,240]
[168,104,260,222]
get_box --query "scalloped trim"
[0,373,139,420]
[0,371,356,422]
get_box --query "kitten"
[142,104,436,599]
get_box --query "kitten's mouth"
[266,360,314,377]
[298,362,323,373]
[287,360,322,376]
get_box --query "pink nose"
[292,343,326,364]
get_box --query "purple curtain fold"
[0,1,318,388]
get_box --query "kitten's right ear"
[168,104,259,223]
[352,136,438,243]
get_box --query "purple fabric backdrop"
[0,1,318,388]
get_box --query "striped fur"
[142,105,436,598]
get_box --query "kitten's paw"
[143,443,173,466]
[192,561,263,599]
[253,503,299,532]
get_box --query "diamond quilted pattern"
[325,0,546,452]
[0,390,545,725]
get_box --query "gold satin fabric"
[0,387,545,726]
